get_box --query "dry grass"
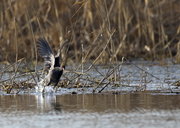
[0,0,180,64]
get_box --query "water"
[0,93,180,128]
[1,61,180,128]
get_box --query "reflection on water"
[0,93,180,128]
[1,93,180,113]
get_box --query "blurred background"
[0,0,180,64]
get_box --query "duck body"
[47,67,63,87]
[37,38,64,89]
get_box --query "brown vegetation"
[0,0,180,63]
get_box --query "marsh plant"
[0,0,180,63]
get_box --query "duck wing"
[37,38,55,71]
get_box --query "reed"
[0,0,179,63]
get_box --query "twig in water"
[93,57,124,93]
[10,58,24,85]
[98,82,110,93]
[124,58,173,92]
[96,57,125,93]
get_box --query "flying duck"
[37,38,64,88]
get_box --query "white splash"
[35,78,55,93]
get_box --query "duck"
[37,38,64,89]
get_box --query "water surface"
[0,93,180,128]
[1,61,180,128]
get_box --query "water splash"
[35,78,55,93]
